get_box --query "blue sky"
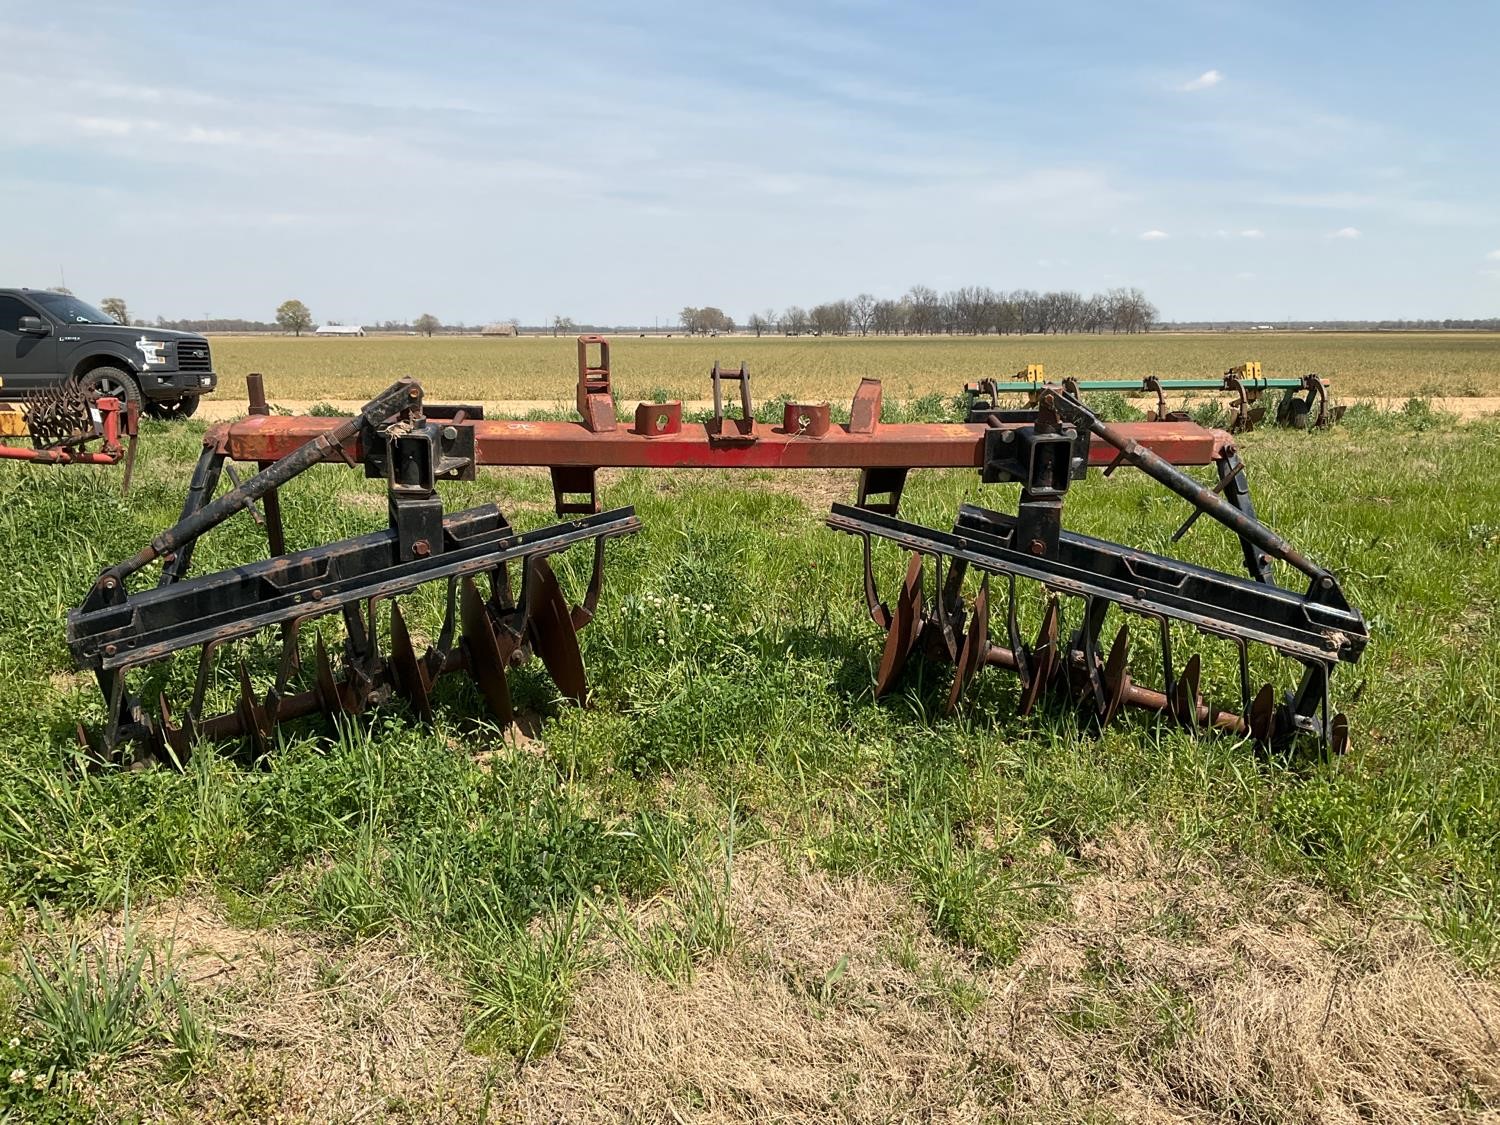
[5,0,1498,324]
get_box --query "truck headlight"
[134,337,168,367]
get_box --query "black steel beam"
[826,502,1367,666]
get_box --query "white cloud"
[72,115,140,136]
[1139,229,1170,241]
[1240,228,1265,239]
[1179,70,1224,92]
[1329,227,1362,239]
[1486,249,1500,261]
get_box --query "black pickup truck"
[0,288,217,418]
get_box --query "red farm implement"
[0,381,139,488]
[66,336,1365,762]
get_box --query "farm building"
[315,324,366,337]
[481,322,519,337]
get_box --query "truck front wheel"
[78,367,142,410]
[144,395,200,420]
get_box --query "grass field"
[205,331,1500,407]
[0,373,1498,1117]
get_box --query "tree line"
[679,287,1160,337]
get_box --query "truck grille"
[176,342,212,372]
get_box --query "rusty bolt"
[310,588,324,601]
[412,540,431,558]
[104,644,117,656]
[102,577,117,589]
[1029,539,1047,556]
[509,650,525,667]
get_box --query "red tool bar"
[214,414,1228,470]
[0,446,121,465]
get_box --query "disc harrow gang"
[966,361,1345,432]
[829,391,1366,751]
[68,377,639,762]
[66,337,1365,763]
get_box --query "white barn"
[316,324,366,337]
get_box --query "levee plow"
[66,336,1365,764]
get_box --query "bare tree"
[99,297,129,325]
[850,293,875,336]
[948,286,996,335]
[871,299,905,335]
[551,315,577,337]
[414,313,442,337]
[276,299,314,336]
[731,284,1156,338]
[905,285,941,335]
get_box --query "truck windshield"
[30,292,122,326]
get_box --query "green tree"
[414,313,442,337]
[276,299,314,336]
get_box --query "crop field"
[205,331,1500,409]
[0,374,1498,1117]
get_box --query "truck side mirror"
[17,316,50,336]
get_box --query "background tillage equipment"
[67,337,1365,763]
[0,378,139,488]
[966,361,1344,431]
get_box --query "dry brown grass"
[499,840,1500,1123]
[84,837,1499,1123]
[116,899,495,1122]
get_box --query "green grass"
[0,399,1497,1112]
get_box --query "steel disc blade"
[1100,623,1131,726]
[460,576,514,725]
[1017,598,1059,716]
[526,558,589,705]
[313,634,356,717]
[236,662,272,758]
[1330,713,1351,755]
[388,603,434,719]
[1248,682,1277,743]
[875,554,925,697]
[158,695,193,764]
[1173,654,1202,733]
[945,577,990,715]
